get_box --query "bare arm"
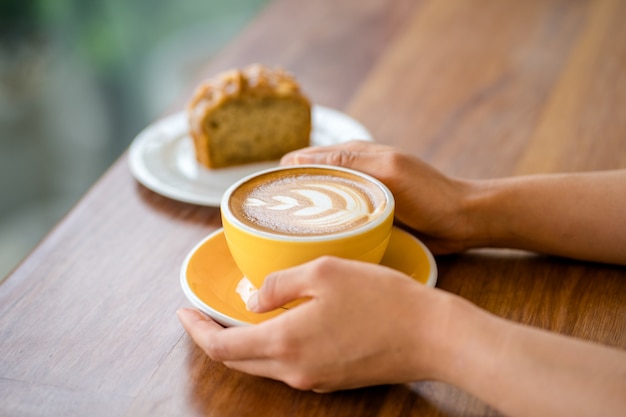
[468,171,626,265]
[438,290,626,417]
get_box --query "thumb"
[247,267,312,313]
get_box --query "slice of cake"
[187,64,312,169]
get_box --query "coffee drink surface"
[229,168,387,236]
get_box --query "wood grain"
[1,0,625,416]
[516,0,626,174]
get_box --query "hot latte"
[229,167,388,236]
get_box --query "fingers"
[177,308,292,383]
[177,308,268,361]
[177,262,324,364]
[281,140,384,167]
[177,308,313,385]
[281,148,359,168]
[249,265,316,313]
[177,308,224,341]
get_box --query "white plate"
[129,105,373,206]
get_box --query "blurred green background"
[0,0,269,279]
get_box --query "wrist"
[418,290,505,386]
[457,178,511,250]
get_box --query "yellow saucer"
[180,227,437,327]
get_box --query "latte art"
[245,180,375,234]
[229,169,387,236]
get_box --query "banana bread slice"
[187,65,311,169]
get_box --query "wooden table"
[2,0,625,415]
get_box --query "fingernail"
[176,308,191,323]
[280,154,294,165]
[246,292,260,312]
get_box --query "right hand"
[281,140,479,254]
[179,256,454,392]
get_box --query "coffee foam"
[229,169,387,236]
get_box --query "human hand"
[281,141,480,254]
[179,256,626,413]
[178,256,451,392]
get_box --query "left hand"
[281,141,478,254]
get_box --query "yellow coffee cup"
[220,165,395,289]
